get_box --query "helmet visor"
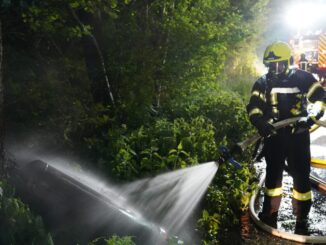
[266,61,288,75]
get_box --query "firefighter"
[299,53,309,72]
[247,41,326,234]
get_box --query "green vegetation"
[0,0,269,244]
[89,235,135,245]
[0,181,53,245]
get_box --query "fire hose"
[219,117,326,169]
[246,117,326,244]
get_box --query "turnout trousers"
[262,128,312,220]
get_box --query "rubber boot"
[295,217,309,235]
[293,199,311,235]
[258,211,278,228]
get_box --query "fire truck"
[289,32,326,83]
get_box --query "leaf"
[168,149,177,155]
[110,0,118,9]
[203,209,209,219]
[177,142,183,150]
[180,150,190,157]
[180,160,187,168]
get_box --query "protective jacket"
[299,55,309,72]
[247,68,325,125]
[247,68,326,223]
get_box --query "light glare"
[285,3,326,31]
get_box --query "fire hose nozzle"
[218,146,242,169]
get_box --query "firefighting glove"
[255,120,276,138]
[292,102,324,134]
[292,116,315,134]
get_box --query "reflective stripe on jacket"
[246,68,326,126]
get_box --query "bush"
[165,84,253,146]
[85,116,218,180]
[81,86,257,244]
[0,181,53,245]
[88,235,135,245]
[198,163,257,243]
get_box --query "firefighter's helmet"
[263,41,292,75]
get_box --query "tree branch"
[69,5,115,106]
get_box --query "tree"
[0,16,4,177]
[68,4,116,105]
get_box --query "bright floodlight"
[285,2,326,31]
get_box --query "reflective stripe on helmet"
[265,187,283,197]
[263,41,292,66]
[293,189,312,201]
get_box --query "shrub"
[88,235,135,245]
[198,162,257,243]
[0,181,53,245]
[88,116,218,180]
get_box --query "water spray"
[7,117,326,244]
[9,154,215,244]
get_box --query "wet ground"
[255,166,326,233]
[241,127,326,244]
[238,167,326,245]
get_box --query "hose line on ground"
[249,173,326,244]
[249,117,326,243]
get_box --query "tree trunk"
[0,19,5,178]
[69,7,115,106]
[154,1,174,110]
